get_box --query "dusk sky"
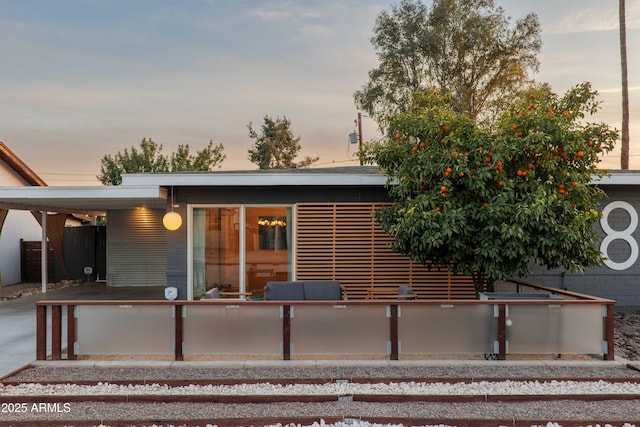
[1,0,638,185]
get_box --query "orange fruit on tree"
[420,142,426,148]
[512,124,518,130]
[395,132,402,139]
[498,181,504,187]
[459,171,465,177]
[443,125,450,132]
[412,146,418,152]
[572,181,578,187]
[441,185,447,192]
[577,151,584,157]
[516,132,523,137]
[562,110,569,116]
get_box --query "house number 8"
[600,201,639,271]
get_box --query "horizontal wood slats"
[295,203,475,299]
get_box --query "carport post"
[41,211,47,293]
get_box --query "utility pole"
[358,112,363,165]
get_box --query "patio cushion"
[265,281,305,300]
[303,281,342,300]
[398,284,415,300]
[203,287,220,299]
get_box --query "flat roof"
[120,166,387,187]
[0,168,639,214]
[0,186,167,214]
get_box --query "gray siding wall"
[107,208,167,287]
[166,186,391,299]
[526,186,640,311]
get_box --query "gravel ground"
[3,365,640,425]
[6,364,640,382]
[2,400,640,424]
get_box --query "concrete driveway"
[0,282,164,379]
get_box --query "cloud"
[549,2,640,33]
[598,86,640,94]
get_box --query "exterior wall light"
[163,186,182,231]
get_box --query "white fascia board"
[122,173,388,187]
[591,173,640,186]
[0,185,164,199]
[0,185,166,213]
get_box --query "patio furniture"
[264,280,342,301]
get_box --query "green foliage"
[98,138,225,185]
[361,83,617,292]
[248,115,319,169]
[171,141,226,172]
[354,0,541,129]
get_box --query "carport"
[0,184,168,293]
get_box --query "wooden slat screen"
[295,203,476,299]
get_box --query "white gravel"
[85,422,640,427]
[3,379,640,396]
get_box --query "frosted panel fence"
[398,304,494,354]
[507,304,604,354]
[183,305,282,355]
[290,305,389,355]
[77,305,174,355]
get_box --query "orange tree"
[360,83,618,294]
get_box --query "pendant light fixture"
[162,186,182,231]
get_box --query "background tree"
[171,140,226,172]
[248,115,319,169]
[99,138,225,185]
[360,83,617,293]
[354,0,542,129]
[620,0,630,169]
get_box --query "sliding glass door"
[192,205,292,299]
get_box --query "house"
[0,166,639,310]
[0,142,47,286]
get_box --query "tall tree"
[620,0,630,169]
[248,115,319,169]
[354,0,541,128]
[171,140,226,172]
[99,138,225,185]
[361,84,617,293]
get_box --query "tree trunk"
[471,271,494,295]
[620,0,630,169]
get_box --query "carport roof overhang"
[0,185,167,215]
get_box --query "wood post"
[67,305,76,360]
[389,304,399,360]
[51,305,62,360]
[282,305,291,360]
[497,304,507,360]
[605,304,615,361]
[174,305,184,361]
[36,304,47,360]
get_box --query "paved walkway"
[0,282,164,379]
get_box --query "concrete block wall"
[526,186,640,311]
